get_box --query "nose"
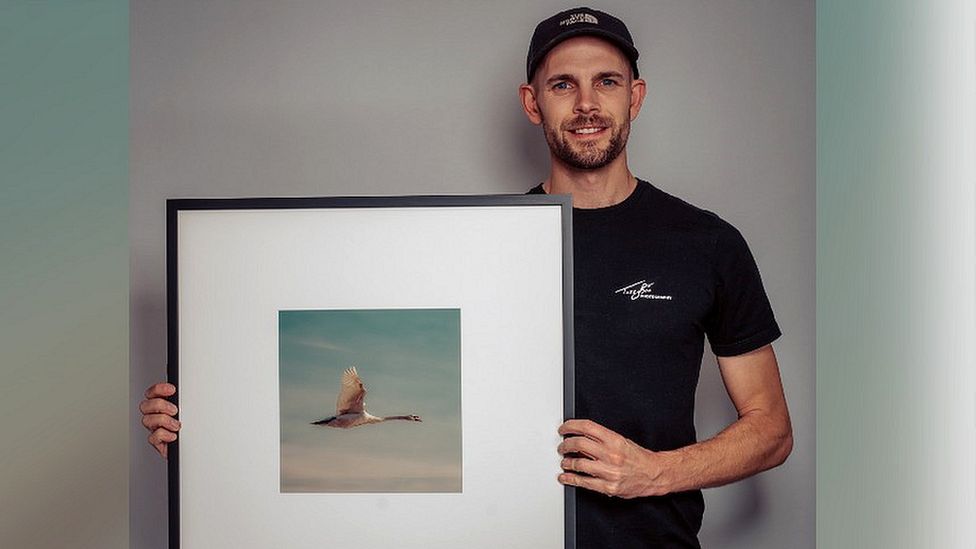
[573,85,600,114]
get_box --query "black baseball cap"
[526,7,639,82]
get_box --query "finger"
[558,435,608,461]
[144,382,176,399]
[558,419,612,442]
[141,413,182,433]
[561,456,613,479]
[148,427,178,447]
[558,472,611,495]
[139,398,178,416]
[149,438,170,460]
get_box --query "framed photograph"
[167,195,574,549]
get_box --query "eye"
[599,78,619,87]
[551,81,572,91]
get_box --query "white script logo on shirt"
[614,280,673,301]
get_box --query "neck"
[543,152,636,209]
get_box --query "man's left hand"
[557,419,670,499]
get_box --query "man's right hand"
[140,382,181,459]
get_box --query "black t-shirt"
[529,180,781,548]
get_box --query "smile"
[571,127,607,135]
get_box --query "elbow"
[771,420,793,468]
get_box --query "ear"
[519,83,543,125]
[629,78,647,121]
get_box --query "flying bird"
[311,367,422,429]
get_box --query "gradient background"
[1,2,974,549]
[0,2,128,548]
[278,309,461,493]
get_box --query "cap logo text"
[560,13,599,26]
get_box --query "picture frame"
[167,195,575,549]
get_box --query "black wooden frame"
[166,194,575,548]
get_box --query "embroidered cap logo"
[559,13,599,26]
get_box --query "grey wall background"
[129,2,814,548]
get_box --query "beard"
[542,113,629,170]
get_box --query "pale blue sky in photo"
[279,309,461,492]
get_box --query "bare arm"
[655,344,793,492]
[558,344,792,498]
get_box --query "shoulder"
[634,181,757,272]
[638,180,737,235]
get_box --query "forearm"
[557,346,793,500]
[652,409,793,495]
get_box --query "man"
[142,7,792,547]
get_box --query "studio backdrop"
[130,2,814,548]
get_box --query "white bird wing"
[335,366,367,415]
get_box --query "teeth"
[573,127,603,134]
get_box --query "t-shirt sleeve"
[704,221,781,357]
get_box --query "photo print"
[279,308,461,493]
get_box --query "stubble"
[541,113,629,170]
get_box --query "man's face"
[524,36,645,170]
